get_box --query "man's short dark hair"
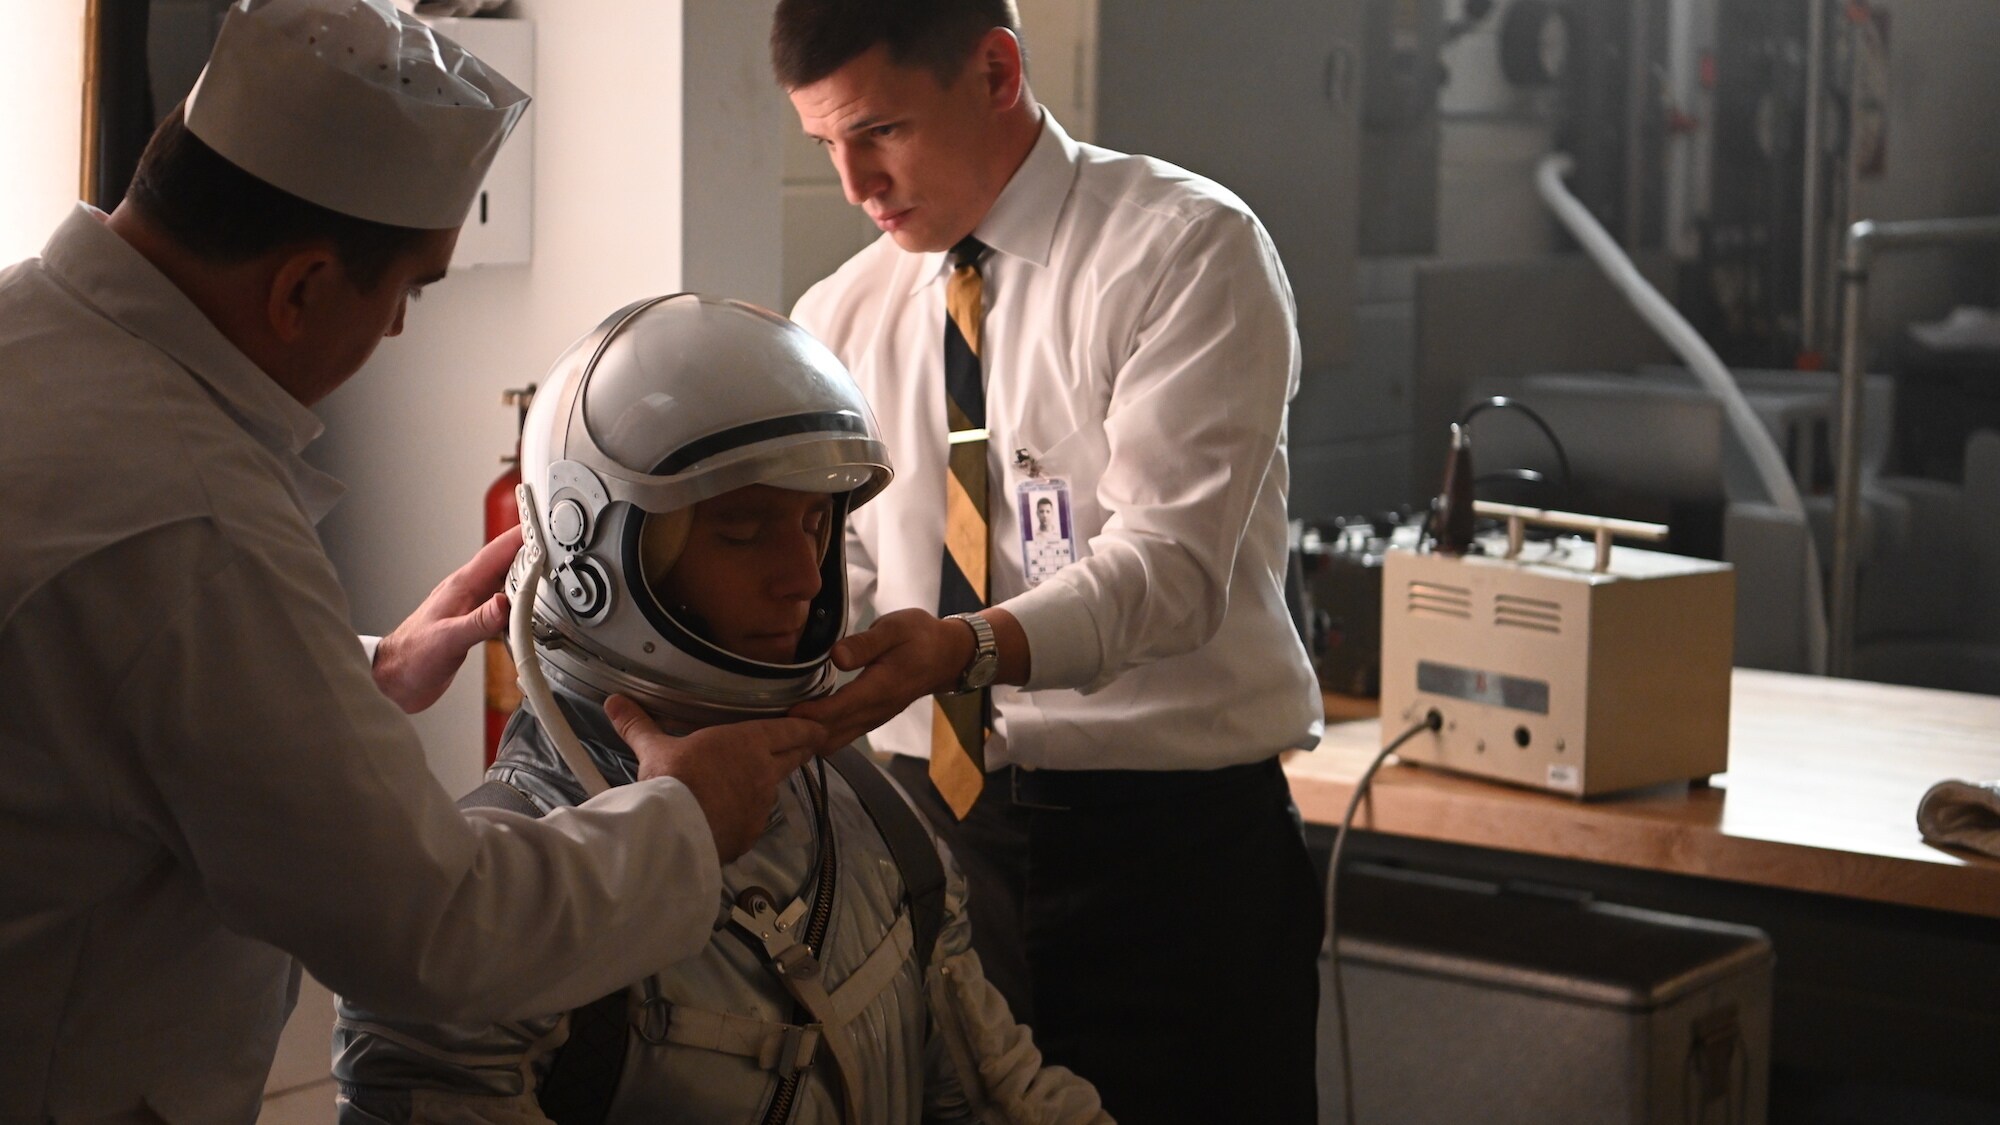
[771,0,1021,90]
[123,105,432,291]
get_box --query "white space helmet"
[512,294,891,733]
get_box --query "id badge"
[1017,477,1076,587]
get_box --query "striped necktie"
[931,235,990,818]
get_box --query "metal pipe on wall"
[1831,215,2000,676]
[1622,0,1653,250]
[1798,0,1827,356]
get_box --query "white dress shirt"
[0,206,725,1122]
[793,114,1323,772]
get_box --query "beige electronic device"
[1380,502,1735,797]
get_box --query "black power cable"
[1458,396,1575,506]
[1326,708,1443,1125]
[1420,398,1574,553]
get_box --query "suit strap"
[536,988,630,1125]
[455,749,947,1121]
[456,776,626,1124]
[454,778,543,818]
[825,745,948,978]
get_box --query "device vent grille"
[1495,593,1562,634]
[1407,581,1472,619]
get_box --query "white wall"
[312,0,786,794]
[684,0,788,308]
[0,1,87,265]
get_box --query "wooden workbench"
[1285,668,2000,919]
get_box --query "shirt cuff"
[1001,579,1102,692]
[359,634,382,666]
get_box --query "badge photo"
[1017,477,1076,587]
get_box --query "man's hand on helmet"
[372,526,523,713]
[605,694,827,863]
[789,607,1028,751]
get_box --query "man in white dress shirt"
[773,1,1326,1120]
[0,2,818,1118]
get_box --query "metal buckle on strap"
[730,892,823,979]
[763,1023,823,1080]
[637,977,673,1045]
[772,942,821,979]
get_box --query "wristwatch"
[946,611,1000,694]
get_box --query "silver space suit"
[330,295,1111,1125]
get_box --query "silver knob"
[548,498,587,549]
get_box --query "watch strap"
[946,611,998,694]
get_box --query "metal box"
[1324,865,1773,1124]
[1379,536,1734,796]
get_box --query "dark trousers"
[887,753,1324,1125]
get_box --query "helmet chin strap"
[510,485,610,798]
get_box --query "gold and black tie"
[932,235,990,818]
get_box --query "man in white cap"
[0,1,824,1118]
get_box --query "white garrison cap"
[183,0,529,230]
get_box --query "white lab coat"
[0,206,724,1122]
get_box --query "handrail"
[1832,215,2000,676]
[1473,501,1668,575]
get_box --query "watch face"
[966,654,1000,690]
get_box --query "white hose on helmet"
[509,486,610,798]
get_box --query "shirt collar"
[908,111,1080,295]
[41,205,345,522]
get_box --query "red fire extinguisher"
[484,385,537,765]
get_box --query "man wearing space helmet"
[332,295,1112,1125]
